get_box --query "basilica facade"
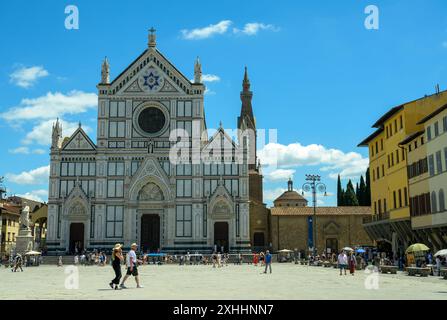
[45,30,266,254]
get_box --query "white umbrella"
[25,251,42,256]
[434,249,447,257]
[342,247,354,252]
[279,249,293,253]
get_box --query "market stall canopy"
[434,249,447,257]
[405,243,430,254]
[25,251,41,255]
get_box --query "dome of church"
[273,179,308,207]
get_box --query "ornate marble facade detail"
[46,30,253,255]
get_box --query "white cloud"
[6,165,50,186]
[10,65,49,88]
[1,90,97,121]
[258,142,369,180]
[8,147,47,155]
[204,88,216,96]
[264,187,287,202]
[32,149,46,155]
[22,119,89,146]
[9,147,31,154]
[233,23,279,35]
[264,168,296,182]
[202,74,221,82]
[16,189,48,203]
[181,20,232,40]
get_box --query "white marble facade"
[46,32,251,254]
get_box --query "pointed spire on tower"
[51,118,62,150]
[243,66,250,91]
[238,66,255,131]
[101,57,110,84]
[194,56,202,84]
[148,27,157,48]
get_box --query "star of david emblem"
[139,67,164,92]
[143,71,160,90]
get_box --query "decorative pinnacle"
[148,27,157,48]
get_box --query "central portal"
[141,214,160,253]
[214,222,229,253]
[69,223,84,254]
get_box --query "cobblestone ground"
[1,263,446,300]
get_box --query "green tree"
[358,175,367,205]
[337,175,344,206]
[344,180,359,206]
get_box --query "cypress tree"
[344,180,359,206]
[359,175,367,206]
[355,182,360,202]
[337,175,344,206]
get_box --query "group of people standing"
[337,251,357,276]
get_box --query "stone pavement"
[1,263,446,300]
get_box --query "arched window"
[439,189,446,212]
[431,191,438,213]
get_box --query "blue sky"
[1,0,447,205]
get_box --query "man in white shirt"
[120,243,143,289]
[338,251,348,276]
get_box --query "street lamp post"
[302,175,327,256]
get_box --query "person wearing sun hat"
[109,243,123,290]
[120,243,144,289]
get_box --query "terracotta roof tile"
[270,206,372,216]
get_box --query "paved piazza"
[1,264,447,300]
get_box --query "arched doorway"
[69,223,84,254]
[141,215,160,253]
[326,238,338,254]
[214,222,229,252]
[253,232,265,247]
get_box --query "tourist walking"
[12,254,23,272]
[348,252,356,275]
[435,255,441,276]
[57,256,63,267]
[217,252,222,268]
[338,251,348,276]
[212,252,217,268]
[120,243,144,289]
[109,243,124,290]
[263,250,272,274]
[253,253,259,266]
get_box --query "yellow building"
[403,103,447,252]
[0,201,21,257]
[358,89,447,256]
[0,197,48,258]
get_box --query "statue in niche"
[138,183,164,201]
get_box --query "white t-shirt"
[126,250,137,267]
[338,253,348,265]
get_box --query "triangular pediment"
[209,182,234,218]
[64,181,90,217]
[323,221,340,236]
[108,48,201,96]
[128,156,173,201]
[202,127,240,162]
[62,127,96,151]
